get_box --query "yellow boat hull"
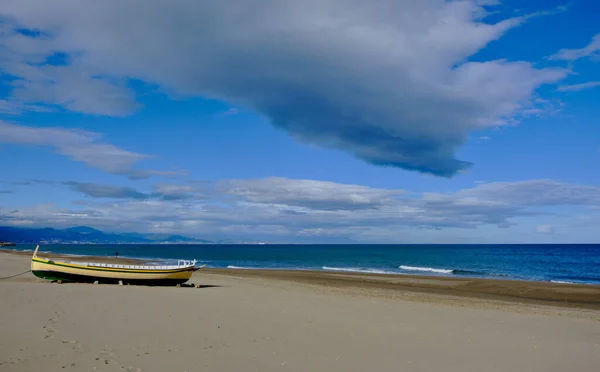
[31,257,194,286]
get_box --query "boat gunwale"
[32,257,195,274]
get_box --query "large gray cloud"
[4,177,600,242]
[0,0,566,177]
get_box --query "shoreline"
[2,250,600,371]
[3,246,596,285]
[202,268,600,310]
[2,249,600,310]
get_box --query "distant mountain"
[0,226,217,244]
[65,226,104,234]
[134,233,214,244]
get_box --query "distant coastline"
[0,225,265,245]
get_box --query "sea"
[11,244,600,285]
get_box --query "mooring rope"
[0,269,31,280]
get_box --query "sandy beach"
[1,250,599,371]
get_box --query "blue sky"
[1,0,600,243]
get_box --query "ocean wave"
[227,265,258,269]
[399,265,507,277]
[227,265,319,271]
[550,280,575,284]
[322,266,396,274]
[452,269,495,276]
[551,275,600,285]
[488,272,509,277]
[399,265,453,274]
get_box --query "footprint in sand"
[123,367,143,372]
[96,349,120,367]
[95,351,142,372]
[43,325,56,339]
[60,339,83,352]
[43,310,64,339]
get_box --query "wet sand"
[203,268,600,310]
[1,250,599,371]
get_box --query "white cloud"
[0,0,566,177]
[457,179,600,206]
[557,81,600,92]
[221,108,240,116]
[64,182,150,199]
[0,26,138,116]
[0,99,51,115]
[0,121,181,179]
[474,0,501,6]
[218,177,404,210]
[4,177,600,242]
[549,33,600,61]
[536,225,554,234]
[152,183,198,200]
[10,64,139,116]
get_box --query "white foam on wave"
[550,280,575,284]
[399,265,453,274]
[322,266,395,274]
[227,265,313,271]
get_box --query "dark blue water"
[12,244,600,285]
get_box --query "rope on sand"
[0,269,31,280]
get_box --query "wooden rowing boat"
[30,245,199,286]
